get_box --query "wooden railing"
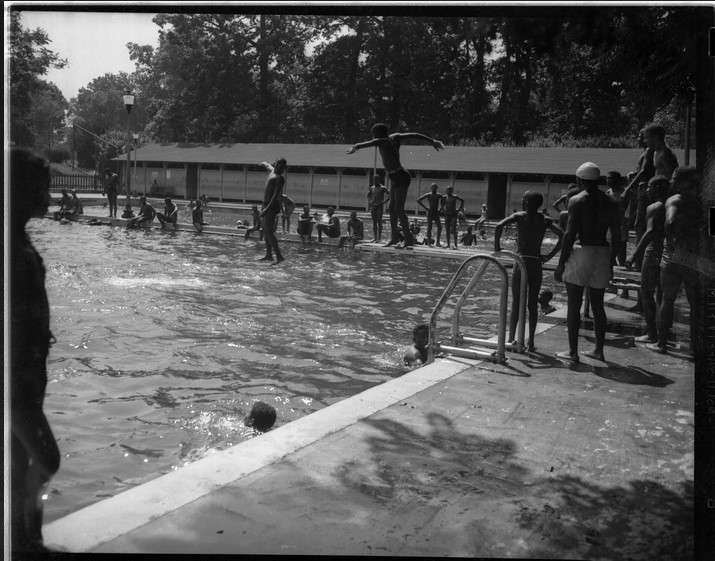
[50,173,104,192]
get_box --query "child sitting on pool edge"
[403,323,430,367]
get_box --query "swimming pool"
[30,217,563,522]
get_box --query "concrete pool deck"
[42,294,695,559]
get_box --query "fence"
[50,173,105,192]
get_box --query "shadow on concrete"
[341,413,693,560]
[515,350,591,373]
[591,363,675,387]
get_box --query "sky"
[17,9,161,102]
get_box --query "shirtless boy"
[258,158,286,264]
[494,191,564,351]
[346,123,444,248]
[441,187,465,250]
[367,176,390,242]
[317,207,341,242]
[417,183,443,247]
[157,197,178,229]
[403,324,430,367]
[626,175,669,344]
[554,162,621,363]
[337,211,365,250]
[647,166,702,355]
[297,205,314,242]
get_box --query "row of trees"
[10,7,707,172]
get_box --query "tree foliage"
[26,7,708,153]
[9,11,67,146]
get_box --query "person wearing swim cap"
[554,162,621,363]
[494,190,564,352]
[346,123,445,249]
[416,183,444,247]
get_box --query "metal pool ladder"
[427,250,527,364]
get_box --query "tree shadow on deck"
[335,412,692,560]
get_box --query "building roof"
[124,142,694,177]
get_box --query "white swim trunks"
[562,245,612,289]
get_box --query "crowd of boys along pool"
[12,119,703,552]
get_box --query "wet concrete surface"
[43,296,695,559]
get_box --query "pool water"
[29,217,563,522]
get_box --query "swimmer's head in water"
[244,401,277,432]
[371,123,389,138]
[522,191,543,211]
[12,147,51,226]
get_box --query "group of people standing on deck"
[400,122,703,368]
[536,123,701,364]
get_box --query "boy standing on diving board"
[346,123,445,249]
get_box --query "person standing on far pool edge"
[258,158,286,265]
[10,147,62,553]
[103,167,119,218]
[554,162,621,364]
[346,123,445,248]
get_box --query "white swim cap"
[576,162,601,181]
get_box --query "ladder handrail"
[427,250,529,364]
[428,253,510,364]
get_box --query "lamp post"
[121,91,135,218]
[132,133,139,190]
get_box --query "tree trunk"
[344,17,366,142]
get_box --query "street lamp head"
[123,91,135,114]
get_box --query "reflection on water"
[28,217,558,521]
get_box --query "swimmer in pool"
[244,401,277,432]
[403,323,430,367]
[494,191,564,352]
